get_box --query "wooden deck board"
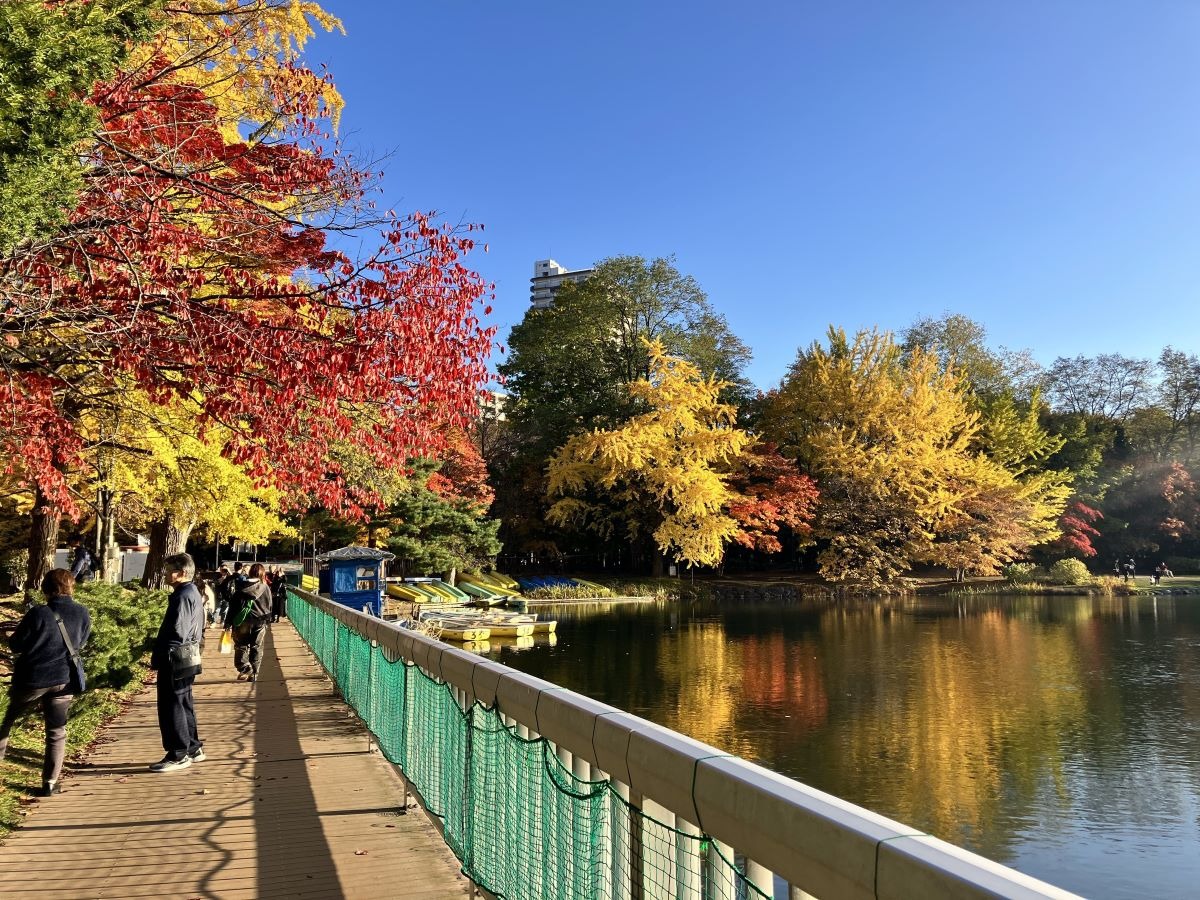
[0,622,468,899]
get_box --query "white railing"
[292,588,1080,900]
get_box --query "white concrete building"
[529,259,592,309]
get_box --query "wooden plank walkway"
[0,622,468,899]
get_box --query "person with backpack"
[224,563,273,682]
[216,563,245,623]
[0,568,91,796]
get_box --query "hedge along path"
[0,621,467,899]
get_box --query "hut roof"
[314,544,396,563]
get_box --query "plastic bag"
[219,630,234,655]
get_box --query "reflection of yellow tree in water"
[655,621,747,755]
[823,608,1088,859]
[655,621,829,760]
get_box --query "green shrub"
[75,582,167,687]
[1002,562,1046,585]
[1048,558,1093,586]
[1,549,27,584]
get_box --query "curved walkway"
[0,622,467,899]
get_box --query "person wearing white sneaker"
[149,553,205,772]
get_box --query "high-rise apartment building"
[529,259,592,309]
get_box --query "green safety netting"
[287,591,771,900]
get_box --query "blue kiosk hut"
[315,545,395,618]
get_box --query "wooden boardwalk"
[0,622,468,899]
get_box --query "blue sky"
[310,2,1200,390]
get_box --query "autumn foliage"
[0,2,495,590]
[1,4,493,521]
[548,342,815,569]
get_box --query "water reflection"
[493,595,1200,898]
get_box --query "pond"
[483,593,1200,899]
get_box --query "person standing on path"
[224,562,273,682]
[0,569,91,796]
[70,541,93,583]
[270,568,288,623]
[149,553,205,772]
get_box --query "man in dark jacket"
[0,568,91,795]
[149,552,205,772]
[69,541,93,582]
[224,562,273,683]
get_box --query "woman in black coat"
[0,568,91,796]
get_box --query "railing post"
[629,790,644,900]
[706,839,735,900]
[612,780,633,900]
[366,639,377,753]
[746,858,774,899]
[641,797,677,900]
[557,744,576,898]
[676,817,702,898]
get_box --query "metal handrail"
[292,588,1080,900]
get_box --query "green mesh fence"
[288,591,771,900]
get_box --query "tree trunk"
[94,487,120,583]
[24,487,62,602]
[651,551,665,578]
[143,514,194,589]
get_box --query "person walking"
[195,573,218,628]
[224,563,273,683]
[270,568,288,623]
[70,541,93,583]
[149,553,205,772]
[0,568,91,796]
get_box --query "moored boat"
[425,620,491,642]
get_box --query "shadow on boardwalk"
[0,623,465,899]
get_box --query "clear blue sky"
[310,1,1200,390]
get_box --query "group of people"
[1114,558,1175,584]
[1,551,296,790]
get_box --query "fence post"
[366,639,377,754]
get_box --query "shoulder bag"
[168,597,203,678]
[52,612,87,694]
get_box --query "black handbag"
[52,612,87,694]
[169,640,203,677]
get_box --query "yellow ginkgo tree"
[547,341,751,573]
[763,328,1068,585]
[88,391,294,587]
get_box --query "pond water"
[483,594,1200,899]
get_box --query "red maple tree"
[727,443,819,554]
[1,45,494,586]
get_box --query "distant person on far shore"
[1126,559,1136,582]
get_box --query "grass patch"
[0,582,165,835]
[585,576,713,602]
[948,576,1133,596]
[523,584,614,600]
